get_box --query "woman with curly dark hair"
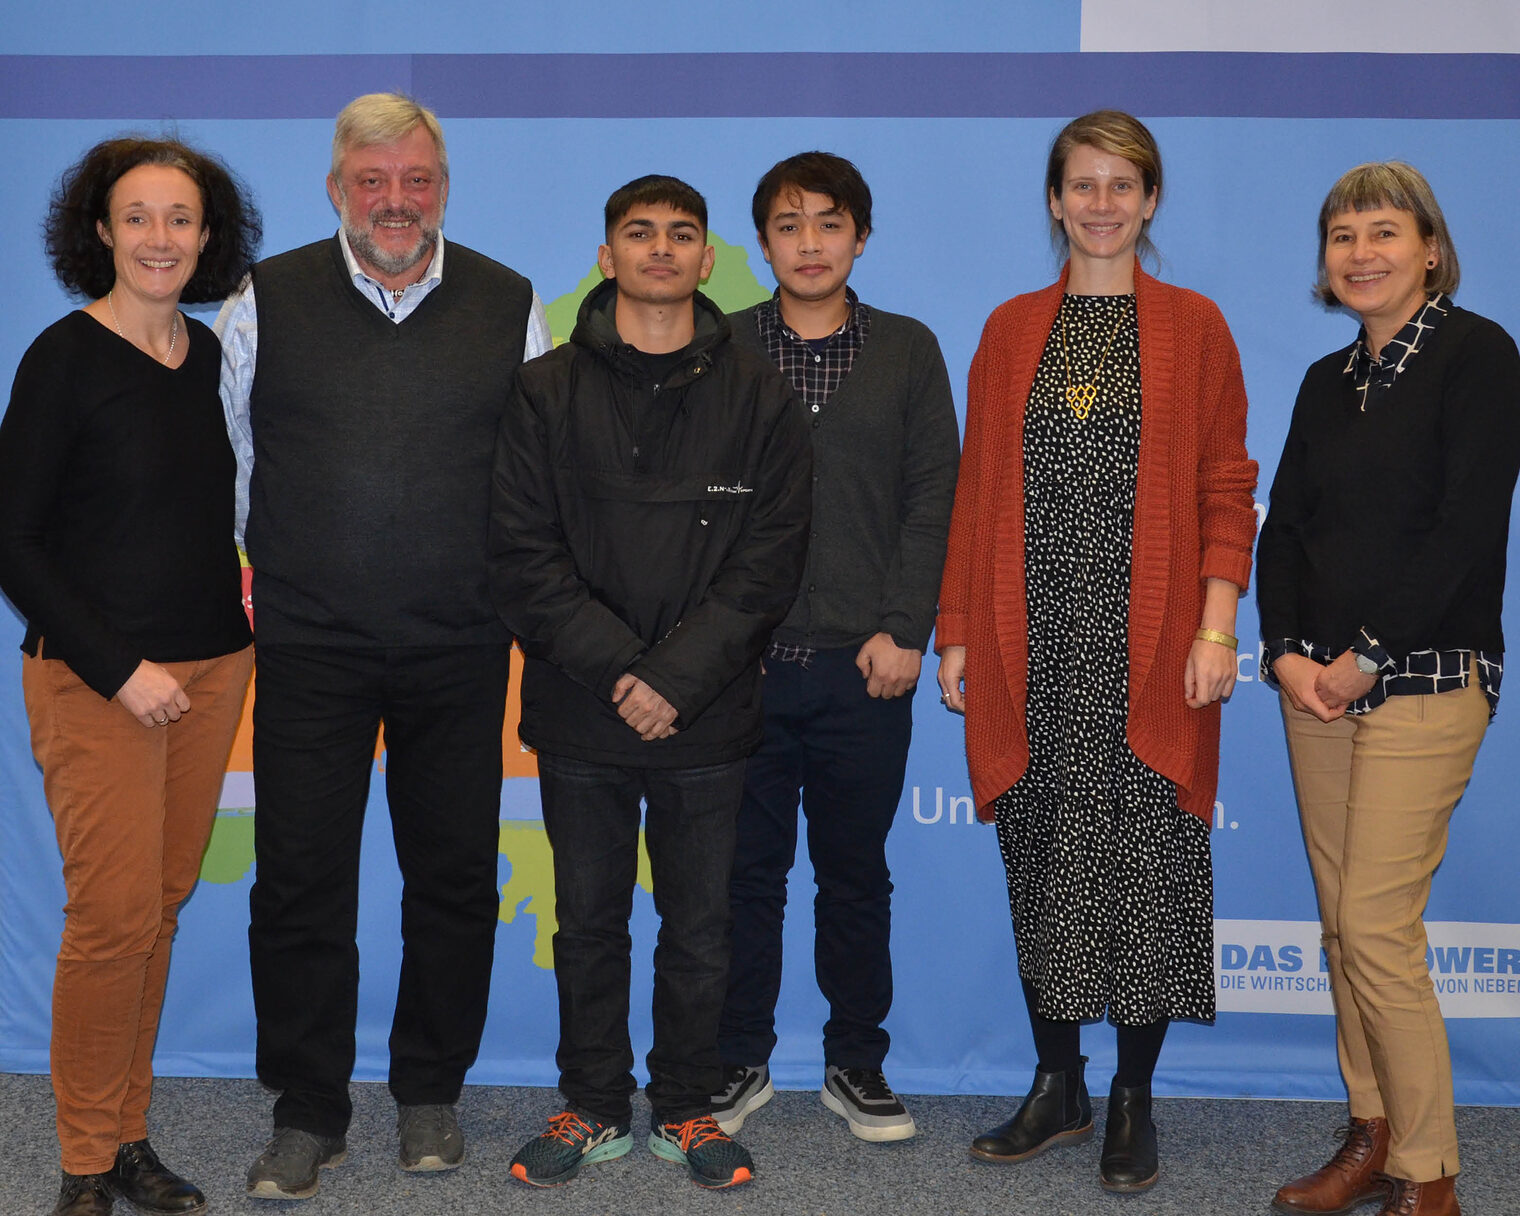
[0,136,259,1216]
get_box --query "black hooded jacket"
[490,278,811,766]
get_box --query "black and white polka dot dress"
[993,293,1215,1027]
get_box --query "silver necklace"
[107,289,178,365]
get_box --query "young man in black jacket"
[712,152,959,1143]
[490,175,811,1190]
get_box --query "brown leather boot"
[1376,1175,1459,1216]
[1272,1116,1391,1214]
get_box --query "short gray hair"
[1314,161,1459,305]
[330,93,448,180]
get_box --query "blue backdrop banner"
[2,1,1517,1106]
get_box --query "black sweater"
[1257,304,1520,660]
[0,312,250,698]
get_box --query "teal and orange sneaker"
[509,1110,631,1187]
[648,1114,755,1189]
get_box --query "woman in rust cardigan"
[935,110,1256,1193]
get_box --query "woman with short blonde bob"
[1258,162,1520,1216]
[936,110,1256,1193]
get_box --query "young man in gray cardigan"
[713,152,960,1141]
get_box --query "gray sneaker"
[246,1127,347,1200]
[398,1103,466,1171]
[711,1063,773,1135]
[821,1066,917,1142]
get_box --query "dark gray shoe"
[398,1103,465,1172]
[821,1066,917,1142]
[711,1064,773,1135]
[246,1127,347,1201]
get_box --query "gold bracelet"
[1195,628,1238,650]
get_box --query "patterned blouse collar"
[1343,292,1448,410]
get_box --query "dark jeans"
[247,643,510,1137]
[537,751,745,1124]
[719,645,912,1070]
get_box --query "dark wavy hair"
[44,136,261,303]
[751,151,873,241]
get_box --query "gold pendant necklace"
[1060,300,1127,420]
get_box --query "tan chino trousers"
[1279,675,1488,1182]
[23,645,252,1174]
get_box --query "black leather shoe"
[51,1172,113,1216]
[1100,1079,1158,1193]
[970,1056,1093,1162]
[107,1140,206,1214]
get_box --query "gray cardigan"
[731,302,960,652]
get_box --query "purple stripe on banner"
[0,55,415,120]
[3,53,1518,120]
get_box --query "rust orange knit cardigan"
[936,264,1258,824]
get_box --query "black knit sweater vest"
[247,236,532,645]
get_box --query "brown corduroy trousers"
[23,646,252,1174]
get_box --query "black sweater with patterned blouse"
[1257,303,1520,661]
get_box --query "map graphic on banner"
[195,232,772,971]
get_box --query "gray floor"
[2,1073,1516,1215]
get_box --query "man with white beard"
[217,92,550,1202]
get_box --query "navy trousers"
[719,645,913,1070]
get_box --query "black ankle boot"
[970,1056,1093,1162]
[107,1140,206,1214]
[1100,1079,1158,1192]
[51,1173,113,1216]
